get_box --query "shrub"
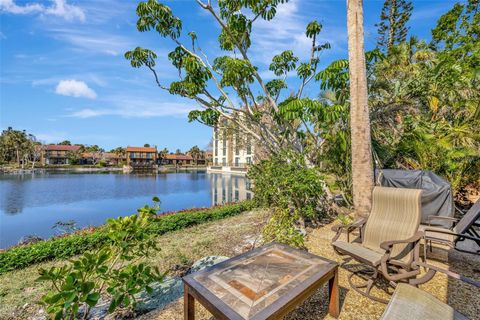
[0,201,255,274]
[248,151,328,247]
[37,199,165,319]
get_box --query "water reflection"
[0,171,250,248]
[210,173,252,206]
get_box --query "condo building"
[210,120,254,173]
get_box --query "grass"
[0,208,270,320]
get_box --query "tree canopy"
[376,0,413,53]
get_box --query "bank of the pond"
[0,201,255,274]
[0,208,269,320]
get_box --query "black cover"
[376,169,454,227]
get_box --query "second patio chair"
[420,198,480,255]
[331,187,423,303]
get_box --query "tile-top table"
[183,242,339,320]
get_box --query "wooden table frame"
[183,243,339,320]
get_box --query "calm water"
[0,171,251,249]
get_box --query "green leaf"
[86,292,100,307]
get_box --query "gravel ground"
[148,220,480,320]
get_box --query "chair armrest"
[427,215,458,225]
[379,231,425,282]
[331,218,366,242]
[331,218,366,231]
[413,261,480,288]
[380,231,424,251]
[423,227,480,242]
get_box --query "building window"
[214,158,218,165]
[214,140,218,157]
[246,192,252,200]
[246,157,252,165]
[235,190,239,201]
[246,137,252,155]
[235,136,240,155]
[235,157,240,167]
[222,157,226,166]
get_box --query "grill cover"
[376,169,454,227]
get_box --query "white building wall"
[211,122,255,171]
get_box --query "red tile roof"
[126,146,157,152]
[164,154,193,161]
[45,145,81,151]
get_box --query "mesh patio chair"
[331,187,424,303]
[380,264,480,320]
[419,199,480,255]
[381,283,468,320]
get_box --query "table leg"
[184,283,195,320]
[328,268,340,318]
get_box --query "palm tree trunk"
[347,0,374,217]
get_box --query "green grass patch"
[0,201,255,274]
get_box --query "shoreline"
[1,165,209,174]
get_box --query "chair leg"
[347,265,389,304]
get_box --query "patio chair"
[381,283,468,320]
[380,263,480,320]
[331,187,424,303]
[419,199,480,254]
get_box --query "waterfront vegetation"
[0,201,254,274]
[37,199,165,319]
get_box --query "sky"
[0,0,457,152]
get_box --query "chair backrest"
[454,199,480,234]
[363,187,422,262]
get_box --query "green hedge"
[0,201,255,274]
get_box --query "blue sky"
[0,0,456,151]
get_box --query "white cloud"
[250,0,310,65]
[0,0,85,21]
[55,79,97,99]
[67,98,196,119]
[0,0,42,14]
[49,28,133,56]
[33,73,107,87]
[44,0,85,21]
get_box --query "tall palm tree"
[188,145,201,166]
[347,0,374,217]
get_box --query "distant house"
[43,145,81,165]
[126,146,157,166]
[103,152,126,166]
[162,154,194,166]
[80,152,109,165]
[204,151,213,162]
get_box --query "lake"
[0,170,251,249]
